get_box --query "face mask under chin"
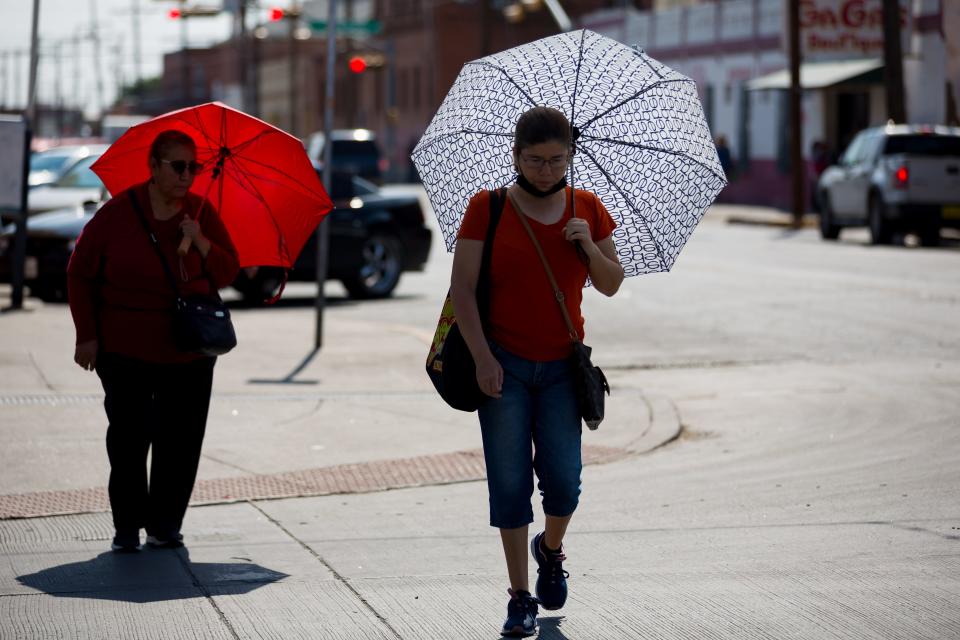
[516,173,568,197]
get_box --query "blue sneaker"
[531,532,569,610]
[501,589,538,637]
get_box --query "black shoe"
[111,531,140,553]
[531,531,569,610]
[501,589,538,637]
[145,531,184,548]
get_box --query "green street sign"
[309,19,382,34]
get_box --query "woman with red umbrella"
[67,130,239,553]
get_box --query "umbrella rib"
[633,47,665,80]
[578,145,669,272]
[586,137,727,184]
[466,60,539,108]
[413,130,514,157]
[569,29,588,127]
[578,78,696,135]
[190,109,221,149]
[222,161,293,266]
[236,155,331,201]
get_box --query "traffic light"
[168,8,182,19]
[269,7,284,21]
[348,56,367,74]
[167,5,220,19]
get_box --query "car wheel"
[919,225,941,247]
[819,193,840,240]
[868,195,892,245]
[342,233,403,299]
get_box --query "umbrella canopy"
[412,30,726,277]
[91,102,332,269]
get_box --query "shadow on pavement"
[538,616,572,639]
[16,547,288,603]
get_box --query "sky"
[0,0,299,119]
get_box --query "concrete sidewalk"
[2,200,959,639]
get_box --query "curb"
[0,392,684,521]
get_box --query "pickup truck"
[817,124,960,245]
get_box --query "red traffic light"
[168,8,182,19]
[269,7,284,21]
[348,56,367,74]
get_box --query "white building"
[581,0,954,209]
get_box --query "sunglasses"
[160,159,203,176]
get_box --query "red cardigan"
[67,182,240,363]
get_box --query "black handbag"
[508,191,610,430]
[426,188,505,411]
[130,191,237,357]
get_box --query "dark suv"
[304,129,386,183]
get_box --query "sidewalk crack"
[247,500,404,639]
[173,548,243,640]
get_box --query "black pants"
[96,352,216,537]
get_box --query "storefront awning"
[746,59,883,90]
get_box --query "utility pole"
[288,2,301,136]
[131,0,142,99]
[89,0,105,118]
[788,0,804,227]
[882,0,906,123]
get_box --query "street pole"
[288,2,299,136]
[315,0,337,349]
[788,0,804,227]
[882,0,906,123]
[10,0,40,310]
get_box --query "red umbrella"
[91,102,332,270]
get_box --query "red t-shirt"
[67,182,240,363]
[457,188,616,361]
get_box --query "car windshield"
[56,155,103,188]
[30,151,75,173]
[884,135,960,156]
[331,140,380,167]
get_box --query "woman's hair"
[149,130,197,161]
[513,106,572,152]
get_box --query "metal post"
[288,3,299,136]
[131,0,142,97]
[10,0,40,310]
[315,0,337,349]
[788,0,804,226]
[882,0,906,123]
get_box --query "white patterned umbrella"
[411,29,727,277]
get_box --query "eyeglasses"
[160,159,203,176]
[520,154,568,171]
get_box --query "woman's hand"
[564,217,597,253]
[180,217,211,256]
[74,339,98,371]
[475,351,503,399]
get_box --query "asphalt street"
[0,192,958,639]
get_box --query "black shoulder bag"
[425,188,506,411]
[508,191,610,430]
[130,190,237,357]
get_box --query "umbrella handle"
[178,236,191,256]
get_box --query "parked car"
[232,170,431,303]
[27,151,108,215]
[29,144,109,187]
[303,129,387,183]
[817,124,960,245]
[0,171,432,303]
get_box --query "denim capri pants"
[478,341,583,529]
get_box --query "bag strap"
[475,187,506,322]
[506,190,579,342]
[129,189,183,301]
